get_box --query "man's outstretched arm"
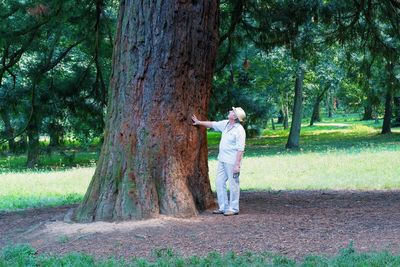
[192,114,214,128]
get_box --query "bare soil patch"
[1,190,400,260]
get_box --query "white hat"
[232,107,246,122]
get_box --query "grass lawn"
[210,148,400,191]
[0,168,93,211]
[0,118,399,211]
[2,243,400,266]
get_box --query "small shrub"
[247,127,261,138]
[1,243,36,266]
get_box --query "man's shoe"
[212,209,224,214]
[223,210,239,216]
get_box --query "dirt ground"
[1,190,400,260]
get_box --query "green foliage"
[1,244,36,266]
[211,46,296,132]
[1,0,399,160]
[0,0,117,164]
[0,151,98,172]
[2,244,400,266]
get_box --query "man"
[192,107,246,216]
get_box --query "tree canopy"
[0,0,399,159]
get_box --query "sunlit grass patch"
[209,147,400,191]
[0,168,92,211]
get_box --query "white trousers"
[216,161,240,212]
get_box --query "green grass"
[0,168,92,211]
[208,121,400,191]
[210,121,400,157]
[1,119,400,211]
[2,243,400,266]
[210,149,400,191]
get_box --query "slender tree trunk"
[382,61,394,134]
[271,118,275,130]
[373,107,379,124]
[16,134,28,154]
[283,112,289,129]
[382,89,393,134]
[362,64,373,120]
[49,133,61,147]
[229,64,234,84]
[27,114,40,168]
[282,97,289,129]
[362,103,373,120]
[327,88,333,118]
[277,109,283,124]
[48,122,63,147]
[310,87,328,126]
[72,0,218,222]
[394,96,400,124]
[0,110,16,153]
[310,101,320,126]
[286,62,304,149]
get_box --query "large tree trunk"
[382,61,394,134]
[72,0,218,222]
[0,110,16,153]
[286,62,304,149]
[310,87,328,126]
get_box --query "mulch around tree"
[1,190,400,260]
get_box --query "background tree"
[308,46,343,126]
[325,0,400,133]
[242,0,324,149]
[0,0,116,166]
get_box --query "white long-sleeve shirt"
[212,120,246,164]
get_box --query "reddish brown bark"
[72,0,218,221]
